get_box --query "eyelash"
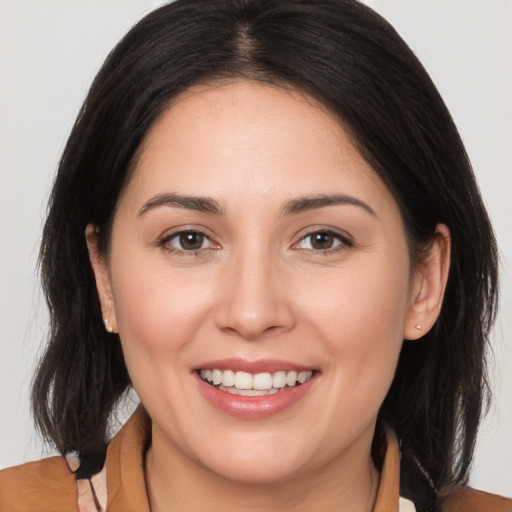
[293,229,353,255]
[159,228,353,257]
[160,229,217,257]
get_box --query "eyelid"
[291,227,353,252]
[157,225,352,255]
[160,227,220,254]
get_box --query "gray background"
[1,0,511,496]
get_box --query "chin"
[203,455,306,485]
[194,434,312,484]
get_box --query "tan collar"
[105,407,400,512]
[105,407,152,511]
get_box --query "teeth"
[298,371,311,384]
[253,372,273,390]
[222,369,235,387]
[212,369,223,385]
[234,371,253,390]
[272,371,287,389]
[286,371,297,386]
[219,385,269,396]
[199,368,314,393]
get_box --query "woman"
[0,0,510,510]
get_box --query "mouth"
[198,369,315,397]
[194,359,319,419]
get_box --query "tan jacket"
[1,408,511,511]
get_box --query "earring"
[414,325,422,330]
[104,318,113,333]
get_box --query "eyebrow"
[282,194,376,216]
[138,192,375,218]
[138,193,223,216]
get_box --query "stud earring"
[414,325,422,330]
[104,318,113,333]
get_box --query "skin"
[87,80,450,511]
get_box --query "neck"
[145,427,380,512]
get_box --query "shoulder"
[439,486,512,512]
[0,456,78,512]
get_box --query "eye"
[294,230,351,252]
[162,230,215,252]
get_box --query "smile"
[199,369,314,396]
[194,359,319,419]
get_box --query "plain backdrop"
[1,0,511,497]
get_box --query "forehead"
[122,80,397,216]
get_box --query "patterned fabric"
[400,497,418,512]
[66,453,107,512]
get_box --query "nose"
[214,247,295,340]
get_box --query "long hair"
[32,0,498,495]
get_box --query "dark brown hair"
[32,0,498,501]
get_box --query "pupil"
[179,232,203,250]
[312,232,333,249]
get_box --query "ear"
[85,223,118,334]
[404,223,451,340]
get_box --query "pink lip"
[195,370,319,420]
[193,357,314,374]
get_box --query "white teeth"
[212,369,223,385]
[219,385,269,396]
[200,368,314,392]
[234,371,253,390]
[298,370,313,383]
[222,369,235,387]
[272,371,287,389]
[253,372,273,390]
[286,371,297,386]
[242,389,269,396]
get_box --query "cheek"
[110,254,216,363]
[306,257,410,339]
[300,254,411,398]
[109,259,222,426]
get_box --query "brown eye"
[294,230,349,252]
[310,232,335,250]
[163,230,214,252]
[178,232,205,250]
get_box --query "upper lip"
[193,358,316,374]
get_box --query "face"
[88,80,445,484]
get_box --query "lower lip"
[195,373,318,420]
